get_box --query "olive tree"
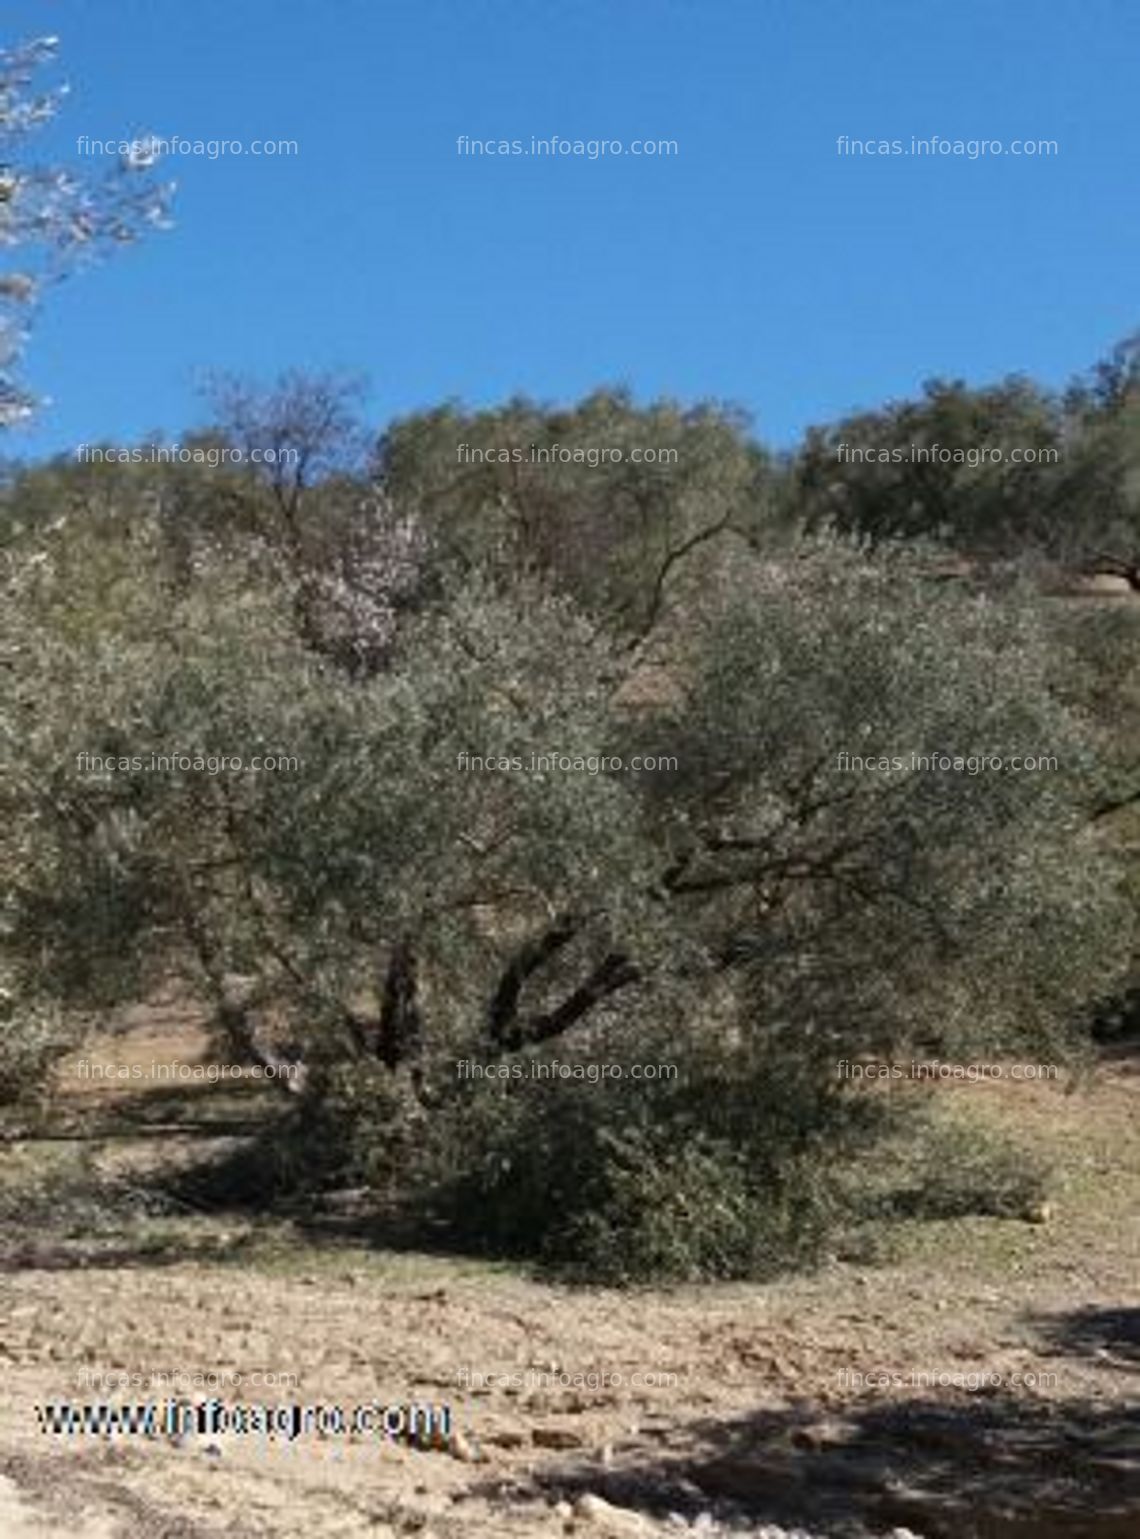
[4,456,1129,1274]
[791,340,1140,580]
[375,390,773,636]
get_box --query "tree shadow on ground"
[0,1229,261,1273]
[1032,1306,1140,1370]
[1089,984,1140,1063]
[165,1134,541,1266]
[520,1390,1140,1539]
[0,1158,265,1273]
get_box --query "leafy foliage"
[2,363,1137,1277]
[792,338,1140,577]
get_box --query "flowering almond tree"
[0,34,171,428]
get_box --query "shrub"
[856,1111,1053,1223]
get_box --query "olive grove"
[3,362,1136,1278]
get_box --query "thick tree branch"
[377,937,422,1069]
[1090,786,1140,821]
[487,914,581,1047]
[509,952,642,1050]
[625,511,741,649]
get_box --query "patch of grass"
[835,1097,1054,1256]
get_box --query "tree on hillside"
[1056,335,1140,584]
[375,391,773,636]
[792,341,1140,579]
[793,376,1065,554]
[202,371,428,675]
[0,33,169,1091]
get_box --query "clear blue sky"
[6,0,1138,460]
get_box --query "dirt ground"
[0,1004,1137,1538]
